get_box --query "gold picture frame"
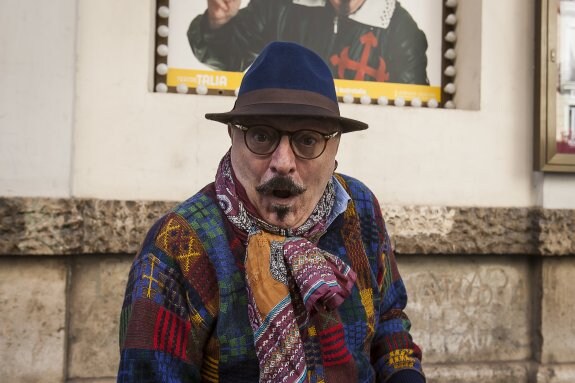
[535,0,575,172]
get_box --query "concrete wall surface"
[0,258,68,382]
[0,0,75,198]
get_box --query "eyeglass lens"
[244,125,327,159]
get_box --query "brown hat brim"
[206,88,368,133]
[205,103,368,133]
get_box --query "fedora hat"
[205,41,368,133]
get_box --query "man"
[118,42,425,382]
[188,0,429,84]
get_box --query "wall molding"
[1,197,573,256]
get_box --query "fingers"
[206,0,241,29]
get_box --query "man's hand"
[207,0,241,29]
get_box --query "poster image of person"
[559,0,575,92]
[188,0,430,85]
[555,1,575,154]
[556,105,575,154]
[571,106,575,146]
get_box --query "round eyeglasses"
[230,123,340,159]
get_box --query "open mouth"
[272,189,293,199]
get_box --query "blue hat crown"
[239,41,338,102]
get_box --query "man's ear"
[228,124,233,140]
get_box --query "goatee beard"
[272,204,290,221]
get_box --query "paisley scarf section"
[215,151,357,382]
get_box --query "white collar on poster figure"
[292,0,396,29]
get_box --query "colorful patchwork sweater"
[118,174,424,382]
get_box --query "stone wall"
[1,197,574,383]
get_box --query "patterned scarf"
[215,151,357,382]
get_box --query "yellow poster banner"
[167,68,441,102]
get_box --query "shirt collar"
[327,175,351,227]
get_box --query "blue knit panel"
[174,185,259,380]
[117,349,199,383]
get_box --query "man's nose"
[269,135,296,175]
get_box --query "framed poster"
[154,0,452,107]
[535,0,575,172]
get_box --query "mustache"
[255,176,306,196]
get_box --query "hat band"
[235,88,340,116]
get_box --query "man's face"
[230,117,341,229]
[329,0,367,15]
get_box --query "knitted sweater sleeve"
[369,196,425,383]
[117,212,218,383]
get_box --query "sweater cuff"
[387,369,425,383]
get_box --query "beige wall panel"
[424,362,533,383]
[0,258,67,382]
[68,255,132,379]
[399,255,533,364]
[540,258,575,364]
[0,0,75,198]
[537,364,575,383]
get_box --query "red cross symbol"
[330,32,390,82]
